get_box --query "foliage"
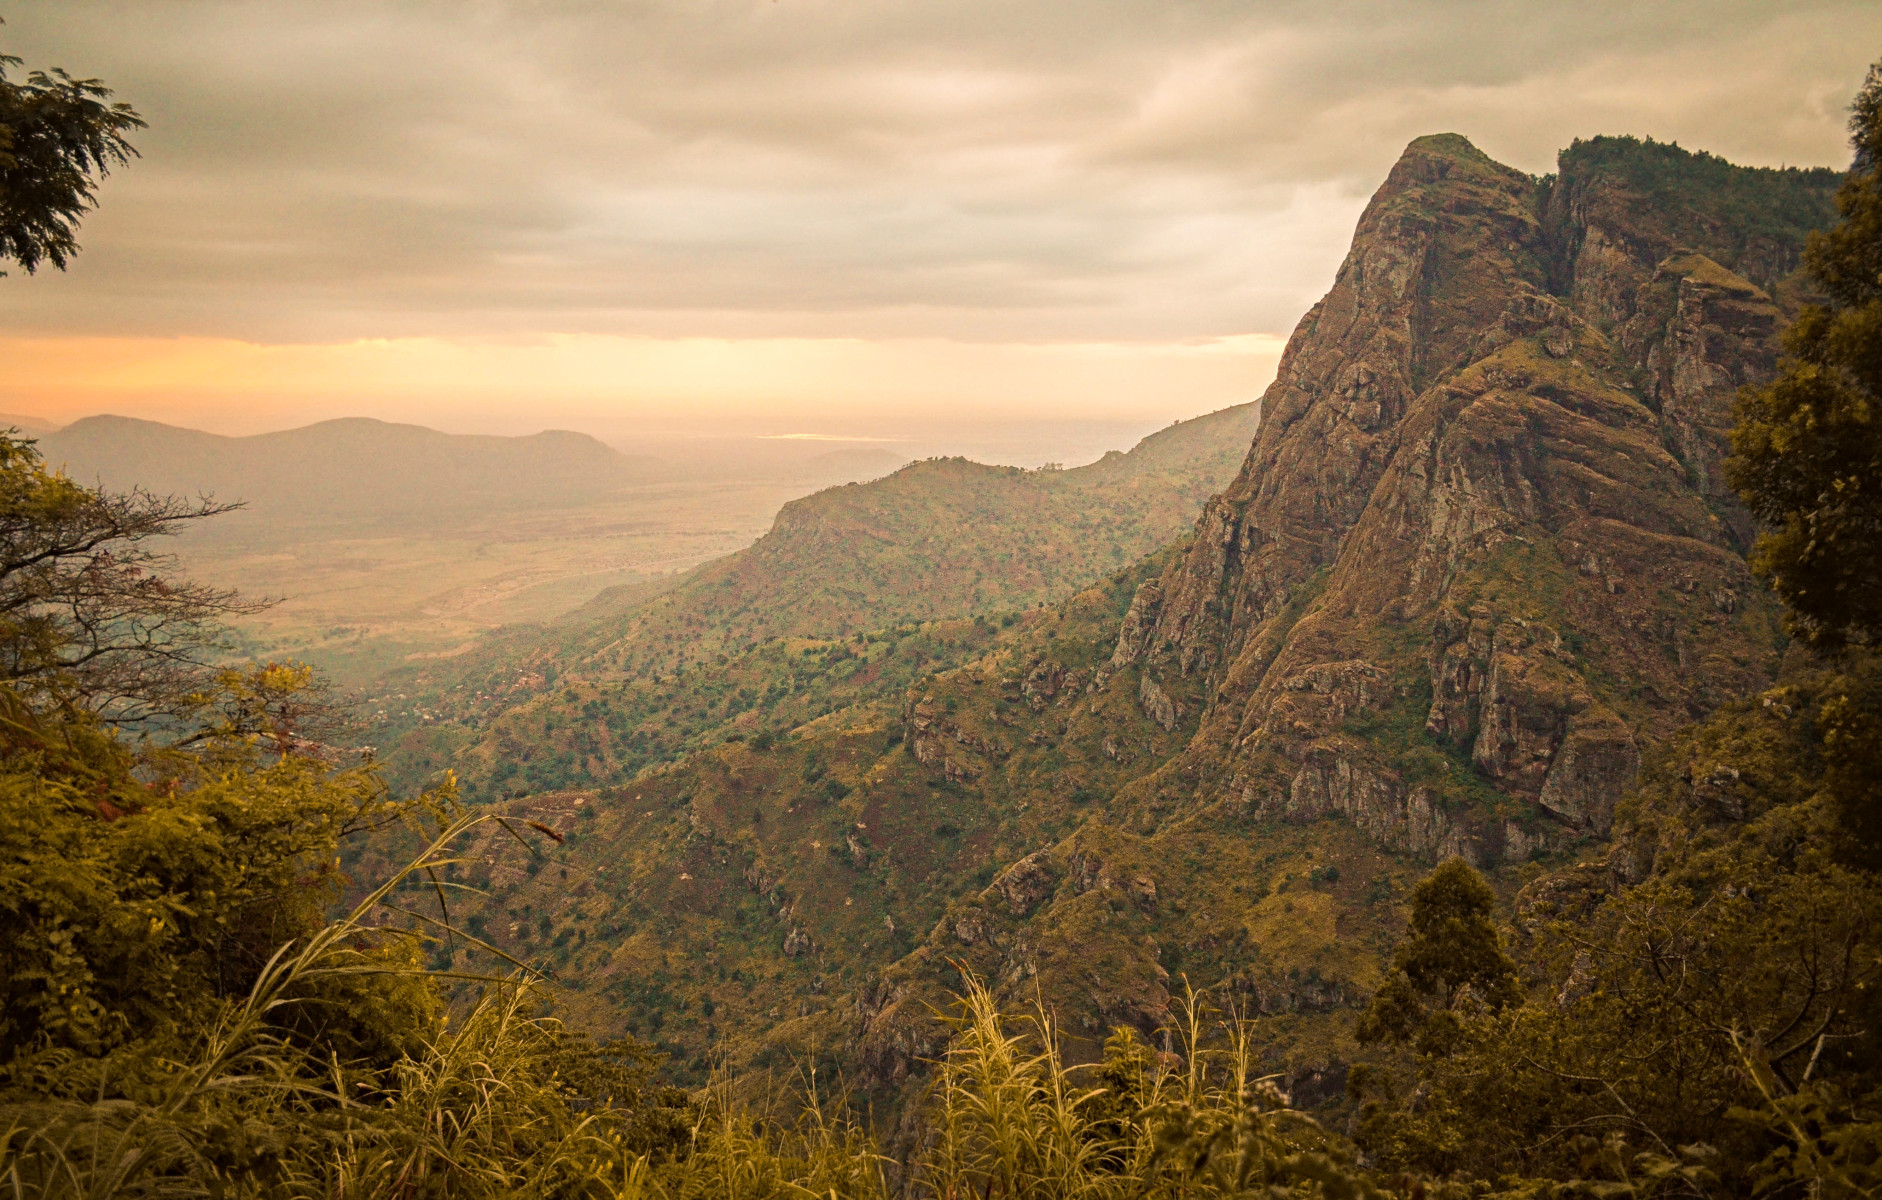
[1549,135,1842,277]
[0,813,691,1198]
[0,706,431,1068]
[401,619,1005,803]
[0,33,142,275]
[1355,860,1520,1052]
[1728,63,1882,654]
[1357,819,1882,1184]
[917,977,1381,1200]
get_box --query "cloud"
[0,0,1874,349]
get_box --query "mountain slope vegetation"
[561,401,1263,673]
[371,403,1261,796]
[11,58,1882,1193]
[443,132,1847,1125]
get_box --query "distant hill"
[558,401,1263,674]
[0,412,65,439]
[370,401,1262,798]
[38,416,668,532]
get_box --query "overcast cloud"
[1,0,1876,348]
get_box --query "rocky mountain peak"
[1107,133,1837,865]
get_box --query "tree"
[0,29,142,275]
[1355,859,1520,1052]
[1728,63,1882,653]
[0,436,263,726]
[1728,63,1882,852]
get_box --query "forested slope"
[373,402,1261,798]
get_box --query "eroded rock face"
[992,852,1059,916]
[1138,672,1180,731]
[1535,708,1639,835]
[847,133,1834,1109]
[905,696,992,781]
[1100,133,1810,866]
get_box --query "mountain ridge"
[531,401,1262,673]
[374,401,1263,799]
[39,414,668,527]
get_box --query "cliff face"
[1106,134,1830,862]
[846,134,1838,1103]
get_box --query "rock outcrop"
[834,135,1839,1112]
[1108,133,1822,863]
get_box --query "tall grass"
[0,808,646,1199]
[915,975,1382,1200]
[0,806,1383,1199]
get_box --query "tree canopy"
[1729,63,1882,653]
[0,34,142,275]
[0,435,264,727]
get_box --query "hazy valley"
[27,416,912,685]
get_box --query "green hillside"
[569,401,1263,673]
[369,402,1261,797]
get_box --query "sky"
[1,1,1877,461]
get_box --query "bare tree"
[0,436,268,725]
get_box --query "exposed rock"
[991,852,1058,916]
[1269,751,1493,862]
[905,697,987,781]
[1101,132,1798,866]
[1513,861,1614,937]
[1472,647,1587,798]
[953,909,990,946]
[1109,580,1164,669]
[1555,950,1595,1008]
[1687,761,1748,821]
[1127,873,1159,910]
[1139,672,1180,731]
[1536,707,1639,834]
[783,927,811,957]
[1230,970,1353,1014]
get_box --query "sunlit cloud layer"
[0,1,1875,438]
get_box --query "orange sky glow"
[0,333,1286,442]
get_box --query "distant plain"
[190,479,819,685]
[23,413,921,686]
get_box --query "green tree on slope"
[1355,859,1520,1057]
[1731,63,1882,856]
